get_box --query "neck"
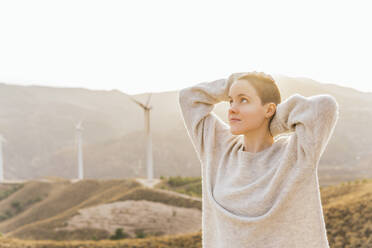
[242,127,274,153]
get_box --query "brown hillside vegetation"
[0,177,371,247]
[155,176,202,198]
[321,178,372,248]
[55,200,201,238]
[0,231,202,248]
[0,179,201,241]
[1,179,142,239]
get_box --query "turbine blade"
[129,97,147,109]
[75,119,84,130]
[145,93,152,107]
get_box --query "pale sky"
[0,0,370,95]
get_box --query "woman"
[178,71,339,248]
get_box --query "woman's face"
[227,79,273,135]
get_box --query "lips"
[229,118,241,122]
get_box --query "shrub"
[109,228,130,240]
[135,228,146,238]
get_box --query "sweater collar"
[237,135,287,160]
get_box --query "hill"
[0,177,371,247]
[1,74,372,185]
[0,231,202,248]
[321,178,372,247]
[0,178,201,240]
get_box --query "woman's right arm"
[178,74,240,161]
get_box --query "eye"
[241,98,248,103]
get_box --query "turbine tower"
[128,93,154,181]
[0,134,6,182]
[75,121,84,180]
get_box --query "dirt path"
[134,178,162,188]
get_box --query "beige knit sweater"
[178,76,339,248]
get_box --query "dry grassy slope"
[0,179,202,241]
[0,183,24,198]
[0,180,68,231]
[154,177,202,198]
[321,179,372,248]
[55,200,202,239]
[114,187,201,210]
[1,178,371,247]
[1,179,142,239]
[0,231,202,248]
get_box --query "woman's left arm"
[269,93,339,168]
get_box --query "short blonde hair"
[234,71,281,106]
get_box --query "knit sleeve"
[269,93,339,168]
[178,76,236,161]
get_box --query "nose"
[228,104,239,115]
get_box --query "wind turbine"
[75,120,84,180]
[127,93,154,181]
[0,134,6,182]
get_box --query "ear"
[265,103,276,119]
